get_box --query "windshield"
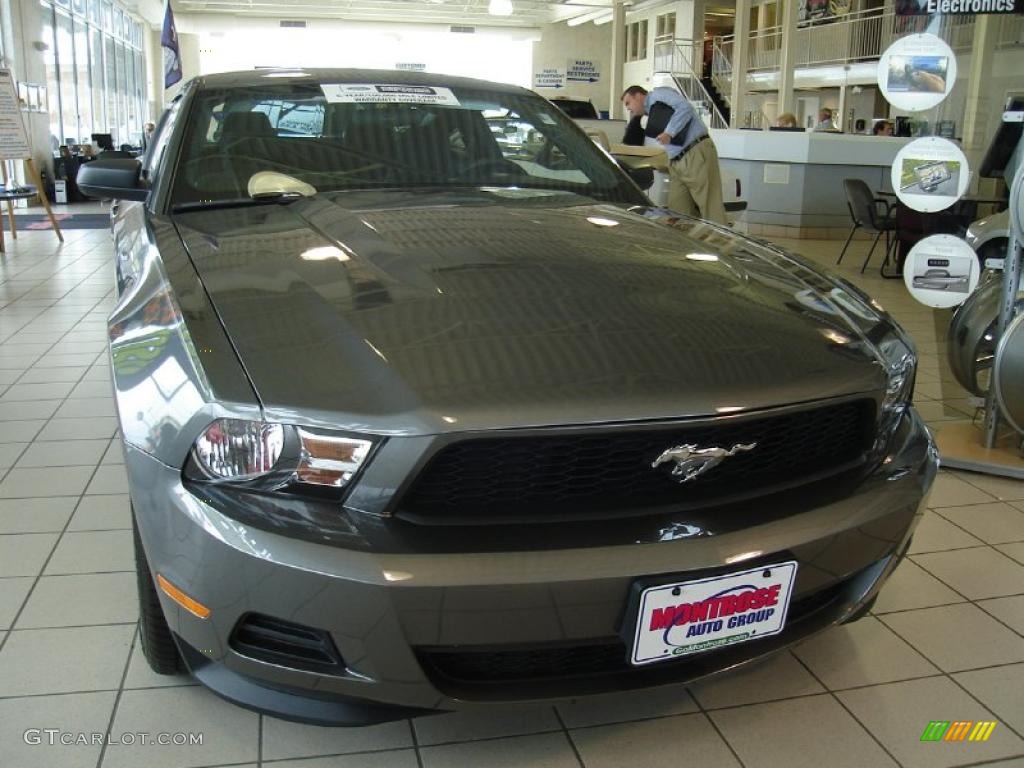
[170,80,644,208]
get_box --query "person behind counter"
[873,120,894,136]
[776,112,798,128]
[813,108,835,132]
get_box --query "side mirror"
[77,158,148,201]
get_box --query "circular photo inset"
[878,34,956,113]
[904,235,980,309]
[891,137,969,213]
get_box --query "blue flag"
[161,0,182,88]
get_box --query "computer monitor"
[90,133,114,151]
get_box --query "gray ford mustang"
[79,69,937,725]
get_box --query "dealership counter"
[710,129,913,239]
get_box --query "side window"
[486,111,584,179]
[143,96,183,195]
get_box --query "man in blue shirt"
[621,85,727,225]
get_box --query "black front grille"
[400,399,876,521]
[418,578,847,691]
[230,613,344,674]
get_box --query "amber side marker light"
[157,574,211,619]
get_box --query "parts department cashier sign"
[321,84,460,106]
[0,70,31,161]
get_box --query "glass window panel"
[74,18,92,143]
[134,50,147,138]
[113,7,122,38]
[125,47,137,141]
[104,34,116,138]
[40,2,61,153]
[90,25,104,133]
[115,41,127,144]
[103,1,112,31]
[72,0,85,17]
[56,10,77,142]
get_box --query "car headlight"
[877,334,916,413]
[823,278,917,415]
[185,418,374,494]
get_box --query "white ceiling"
[169,0,617,27]
[126,0,736,33]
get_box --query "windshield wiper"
[171,196,303,213]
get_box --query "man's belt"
[670,134,710,162]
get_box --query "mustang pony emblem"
[651,443,757,483]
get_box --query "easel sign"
[0,68,63,251]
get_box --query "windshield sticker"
[538,112,557,125]
[320,84,461,106]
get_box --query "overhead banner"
[800,0,852,22]
[162,0,182,88]
[896,0,1021,13]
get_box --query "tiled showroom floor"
[0,220,1023,768]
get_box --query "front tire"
[132,508,184,674]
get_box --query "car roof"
[192,68,533,96]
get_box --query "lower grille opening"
[230,613,344,674]
[416,577,848,691]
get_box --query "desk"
[0,185,63,252]
[875,191,1002,275]
[712,130,912,237]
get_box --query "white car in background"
[966,209,1011,267]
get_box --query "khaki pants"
[667,137,727,225]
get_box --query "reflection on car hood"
[174,189,885,434]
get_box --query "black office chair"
[837,179,898,274]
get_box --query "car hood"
[175,190,886,434]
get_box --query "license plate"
[629,561,798,666]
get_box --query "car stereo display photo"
[899,158,960,195]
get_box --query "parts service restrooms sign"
[898,0,1021,14]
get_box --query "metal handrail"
[652,38,729,130]
[712,10,1018,79]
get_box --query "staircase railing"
[652,37,729,130]
[712,10,1018,85]
[710,39,732,109]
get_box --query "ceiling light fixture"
[488,0,513,15]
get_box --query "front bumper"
[128,407,937,725]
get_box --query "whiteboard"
[0,69,31,161]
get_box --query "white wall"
[620,0,702,118]
[531,21,612,113]
[164,14,536,106]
